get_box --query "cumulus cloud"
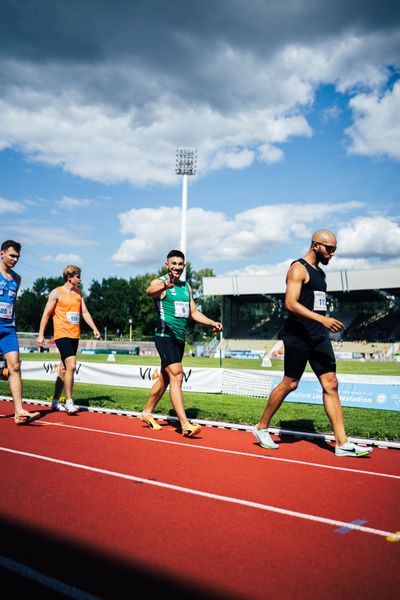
[0,1,398,185]
[112,201,363,266]
[345,81,400,160]
[337,216,400,257]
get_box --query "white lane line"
[37,421,400,481]
[0,554,101,600]
[1,445,399,541]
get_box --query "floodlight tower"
[175,147,197,281]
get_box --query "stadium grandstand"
[202,266,400,360]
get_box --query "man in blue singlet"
[253,230,372,458]
[0,240,40,424]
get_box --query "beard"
[316,249,330,265]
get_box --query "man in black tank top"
[252,230,372,458]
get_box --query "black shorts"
[155,336,185,368]
[55,338,79,363]
[283,334,336,380]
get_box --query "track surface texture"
[1,399,399,599]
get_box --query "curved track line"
[1,445,399,541]
[37,421,400,480]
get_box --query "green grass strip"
[2,379,399,441]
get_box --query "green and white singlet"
[154,276,191,343]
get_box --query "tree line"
[16,263,221,343]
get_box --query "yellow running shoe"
[182,421,201,437]
[141,412,162,430]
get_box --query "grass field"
[1,352,399,441]
[20,352,400,375]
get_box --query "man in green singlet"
[140,250,222,437]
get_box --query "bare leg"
[165,362,189,427]
[63,356,76,399]
[143,368,170,413]
[257,376,299,429]
[318,372,347,446]
[5,351,24,415]
[53,368,65,400]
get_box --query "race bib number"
[174,301,190,318]
[66,311,80,325]
[0,302,13,319]
[313,291,327,311]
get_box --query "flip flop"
[14,411,41,425]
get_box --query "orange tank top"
[53,287,82,340]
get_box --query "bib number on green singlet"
[174,301,189,318]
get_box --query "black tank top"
[283,258,327,338]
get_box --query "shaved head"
[311,229,337,246]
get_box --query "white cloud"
[222,254,400,277]
[43,253,83,264]
[337,216,400,257]
[7,221,98,248]
[0,197,25,213]
[0,16,397,186]
[0,89,313,186]
[345,81,400,160]
[0,2,397,197]
[321,105,342,123]
[221,259,293,277]
[113,201,363,266]
[59,196,94,209]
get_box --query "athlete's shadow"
[275,419,333,452]
[76,395,115,409]
[167,407,203,436]
[2,407,48,424]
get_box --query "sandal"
[14,410,41,425]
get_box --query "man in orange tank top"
[37,265,101,414]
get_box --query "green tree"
[127,273,158,337]
[16,275,64,332]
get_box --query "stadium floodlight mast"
[175,147,197,281]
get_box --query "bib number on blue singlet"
[0,302,13,319]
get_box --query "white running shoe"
[65,400,78,415]
[51,400,66,412]
[335,441,373,457]
[252,426,279,449]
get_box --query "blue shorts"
[0,326,19,355]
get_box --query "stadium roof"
[203,266,400,303]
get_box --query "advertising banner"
[20,361,223,394]
[19,361,400,411]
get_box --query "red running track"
[1,399,399,599]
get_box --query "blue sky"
[0,0,399,291]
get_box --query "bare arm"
[37,289,59,346]
[285,263,344,332]
[146,273,176,299]
[81,298,101,338]
[189,286,223,333]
